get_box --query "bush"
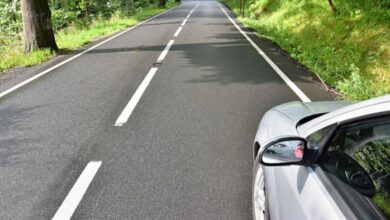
[51,9,79,31]
[337,64,374,100]
[0,0,22,36]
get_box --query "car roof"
[298,95,390,137]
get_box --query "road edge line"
[216,3,311,102]
[0,5,179,100]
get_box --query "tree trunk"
[158,0,166,8]
[239,0,243,15]
[243,0,246,16]
[86,1,91,17]
[327,0,337,13]
[21,0,58,53]
[239,0,246,16]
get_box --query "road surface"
[0,0,331,219]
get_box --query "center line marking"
[181,18,188,26]
[157,40,175,63]
[52,161,102,220]
[114,3,199,127]
[187,3,199,19]
[114,67,159,126]
[174,27,183,37]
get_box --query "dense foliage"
[0,0,21,35]
[0,0,159,37]
[0,0,173,72]
[221,0,390,100]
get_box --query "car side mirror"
[261,137,307,166]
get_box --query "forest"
[0,0,176,72]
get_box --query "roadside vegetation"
[0,0,177,73]
[221,0,390,100]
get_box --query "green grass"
[374,192,390,218]
[0,2,177,73]
[221,0,389,100]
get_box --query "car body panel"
[273,101,351,126]
[253,96,390,220]
[256,101,351,149]
[298,95,390,138]
[263,165,347,220]
[255,109,298,148]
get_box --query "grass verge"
[374,192,390,218]
[0,2,177,73]
[220,0,389,100]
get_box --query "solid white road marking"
[174,27,183,37]
[0,7,178,100]
[157,40,175,63]
[217,3,311,102]
[114,67,158,126]
[181,18,188,26]
[52,161,102,220]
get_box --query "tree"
[158,0,166,8]
[21,0,58,53]
[327,0,337,13]
[239,0,246,16]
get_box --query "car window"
[319,118,390,219]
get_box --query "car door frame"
[306,114,390,220]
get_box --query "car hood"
[273,101,351,126]
[255,101,351,147]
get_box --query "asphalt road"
[0,0,332,219]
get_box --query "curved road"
[0,0,331,219]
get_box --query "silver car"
[253,95,390,220]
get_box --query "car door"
[313,117,390,219]
[264,125,347,220]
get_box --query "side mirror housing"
[261,137,307,166]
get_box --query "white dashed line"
[217,3,311,102]
[114,3,199,127]
[157,40,175,63]
[181,18,188,26]
[191,2,199,14]
[114,67,159,126]
[52,161,102,220]
[174,27,183,37]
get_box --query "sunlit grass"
[55,16,139,49]
[374,193,390,218]
[0,38,52,71]
[0,3,177,73]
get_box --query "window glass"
[306,125,334,150]
[319,119,390,219]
